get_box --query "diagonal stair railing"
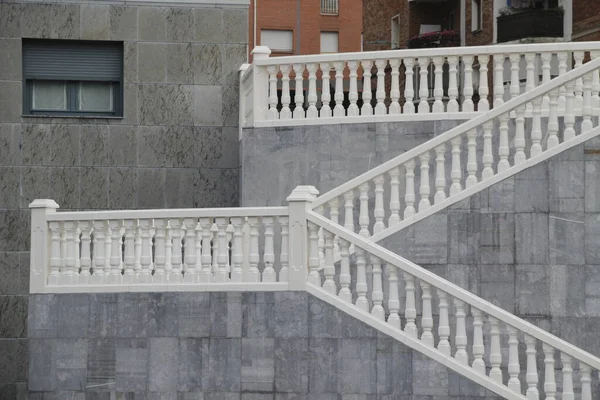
[311,53,600,245]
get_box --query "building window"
[320,31,339,54]
[261,30,294,53]
[391,15,401,49]
[321,0,339,15]
[472,0,482,32]
[23,39,123,117]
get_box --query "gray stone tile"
[412,213,448,264]
[139,43,167,83]
[121,83,140,125]
[222,9,247,44]
[23,124,80,167]
[193,44,222,85]
[210,293,242,338]
[480,213,515,264]
[165,168,198,209]
[88,293,118,338]
[203,338,242,392]
[585,213,600,264]
[0,39,21,81]
[0,81,20,122]
[272,292,308,338]
[548,160,585,213]
[139,84,194,126]
[80,4,109,40]
[203,393,238,400]
[51,4,79,39]
[220,44,247,85]
[28,294,57,338]
[341,312,378,339]
[81,125,109,167]
[148,293,179,337]
[109,5,137,40]
[167,43,193,84]
[241,338,274,391]
[515,213,549,264]
[0,4,22,38]
[480,178,515,213]
[194,85,223,126]
[274,338,309,393]
[178,392,204,400]
[178,293,210,338]
[376,338,412,395]
[309,295,342,338]
[0,210,29,251]
[86,338,116,392]
[549,265,585,318]
[412,356,448,396]
[29,339,55,391]
[53,339,87,391]
[195,127,239,169]
[80,168,109,209]
[194,8,223,43]
[516,265,550,316]
[309,338,338,393]
[48,167,80,210]
[166,7,194,42]
[194,168,239,208]
[149,338,179,392]
[242,293,274,338]
[178,338,205,391]
[0,338,25,383]
[448,212,480,264]
[337,339,377,394]
[21,3,51,38]
[138,7,166,41]
[585,161,600,212]
[549,213,585,265]
[56,294,89,338]
[0,252,21,296]
[0,167,19,210]
[513,162,549,213]
[116,339,148,392]
[108,126,137,167]
[0,383,27,400]
[137,169,166,209]
[117,293,149,338]
[108,168,138,209]
[0,295,26,338]
[222,85,240,128]
[163,126,197,168]
[0,124,21,166]
[480,265,515,313]
[124,42,138,84]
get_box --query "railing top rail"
[45,206,289,222]
[312,55,600,208]
[253,41,600,66]
[307,210,600,369]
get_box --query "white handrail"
[306,210,600,370]
[312,54,600,208]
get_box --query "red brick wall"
[465,0,494,46]
[362,0,405,51]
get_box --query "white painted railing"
[311,53,600,244]
[240,43,600,127]
[306,210,600,400]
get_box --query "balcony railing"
[497,8,564,43]
[321,0,338,15]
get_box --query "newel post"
[251,46,272,123]
[29,199,59,293]
[238,63,251,140]
[286,185,319,290]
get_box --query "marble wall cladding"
[0,2,247,393]
[28,291,499,399]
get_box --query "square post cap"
[287,186,319,202]
[239,63,251,72]
[251,46,271,60]
[29,199,59,209]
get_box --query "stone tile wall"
[27,291,499,399]
[0,1,247,395]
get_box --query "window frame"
[260,29,295,54]
[472,0,483,32]
[320,31,340,54]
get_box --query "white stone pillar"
[29,199,60,293]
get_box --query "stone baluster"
[541,52,552,114]
[404,58,416,114]
[509,53,521,103]
[108,220,122,284]
[75,227,81,279]
[466,129,478,188]
[478,55,490,111]
[525,52,536,113]
[454,299,468,365]
[307,63,318,118]
[375,59,387,115]
[122,220,137,283]
[293,63,305,119]
[542,344,556,400]
[267,65,278,120]
[418,152,431,211]
[582,72,594,133]
[170,218,183,282]
[279,65,292,119]
[89,221,103,284]
[524,334,539,400]
[482,121,495,177]
[230,217,244,282]
[78,221,92,284]
[355,248,369,312]
[164,223,172,279]
[262,216,276,282]
[278,216,289,282]
[404,160,416,218]
[183,218,197,282]
[489,317,502,383]
[139,219,152,283]
[225,224,233,274]
[580,363,592,400]
[463,55,474,112]
[387,266,401,329]
[471,308,485,374]
[320,62,332,118]
[308,222,320,285]
[507,326,521,392]
[531,98,543,157]
[389,58,401,114]
[564,81,576,141]
[359,183,370,237]
[498,114,511,172]
[420,281,434,346]
[329,197,340,258]
[361,60,373,116]
[437,290,451,356]
[547,89,560,149]
[199,218,212,283]
[195,223,203,276]
[247,217,260,282]
[450,137,462,196]
[373,175,385,234]
[432,56,444,113]
[338,238,351,303]
[592,51,600,114]
[494,54,505,108]
[348,60,360,116]
[322,229,336,294]
[388,167,401,226]
[316,207,326,271]
[334,62,345,117]
[557,52,568,113]
[102,222,111,278]
[404,272,417,337]
[62,221,77,285]
[371,255,385,320]
[434,145,447,204]
[343,191,355,232]
[418,57,430,113]
[560,353,574,400]
[447,56,459,112]
[574,51,584,113]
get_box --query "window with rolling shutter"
[22,39,123,117]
